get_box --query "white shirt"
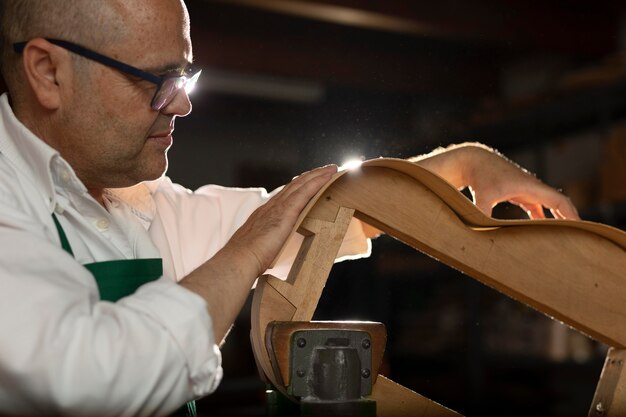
[0,94,369,416]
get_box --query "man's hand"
[180,165,337,343]
[412,143,579,220]
[464,148,579,220]
[226,164,338,277]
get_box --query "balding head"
[0,0,191,105]
[0,0,130,94]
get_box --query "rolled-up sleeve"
[120,278,223,398]
[148,177,371,282]
[0,211,221,416]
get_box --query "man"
[0,0,578,415]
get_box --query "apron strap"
[83,258,163,302]
[50,213,196,417]
[52,213,75,257]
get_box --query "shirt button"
[95,218,110,230]
[61,170,71,183]
[54,203,64,214]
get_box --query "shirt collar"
[106,182,157,229]
[0,93,60,212]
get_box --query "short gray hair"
[0,0,127,91]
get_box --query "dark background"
[0,1,624,416]
[117,0,626,415]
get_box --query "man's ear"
[20,38,69,110]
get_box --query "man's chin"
[142,164,168,184]
[124,158,168,187]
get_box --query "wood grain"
[251,158,626,416]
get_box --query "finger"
[520,192,579,220]
[550,208,566,220]
[552,197,580,220]
[278,165,337,201]
[281,169,336,214]
[531,186,579,220]
[289,164,338,184]
[506,182,580,221]
[258,167,336,227]
[519,203,545,219]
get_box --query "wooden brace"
[251,158,626,416]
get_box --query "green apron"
[52,214,196,417]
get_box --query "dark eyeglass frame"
[13,38,201,111]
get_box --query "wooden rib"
[588,348,626,417]
[250,278,297,389]
[268,207,355,320]
[251,206,355,391]
[371,375,461,417]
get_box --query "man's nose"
[161,88,192,117]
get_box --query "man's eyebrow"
[146,60,193,75]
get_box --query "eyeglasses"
[13,38,201,111]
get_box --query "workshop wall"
[165,2,626,416]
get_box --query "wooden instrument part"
[251,158,626,416]
[588,348,626,417]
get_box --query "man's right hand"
[180,164,337,343]
[224,164,338,277]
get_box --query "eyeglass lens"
[152,70,202,111]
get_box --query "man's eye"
[158,73,178,79]
[181,67,198,78]
[159,68,187,78]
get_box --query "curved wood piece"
[372,376,460,417]
[251,158,626,415]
